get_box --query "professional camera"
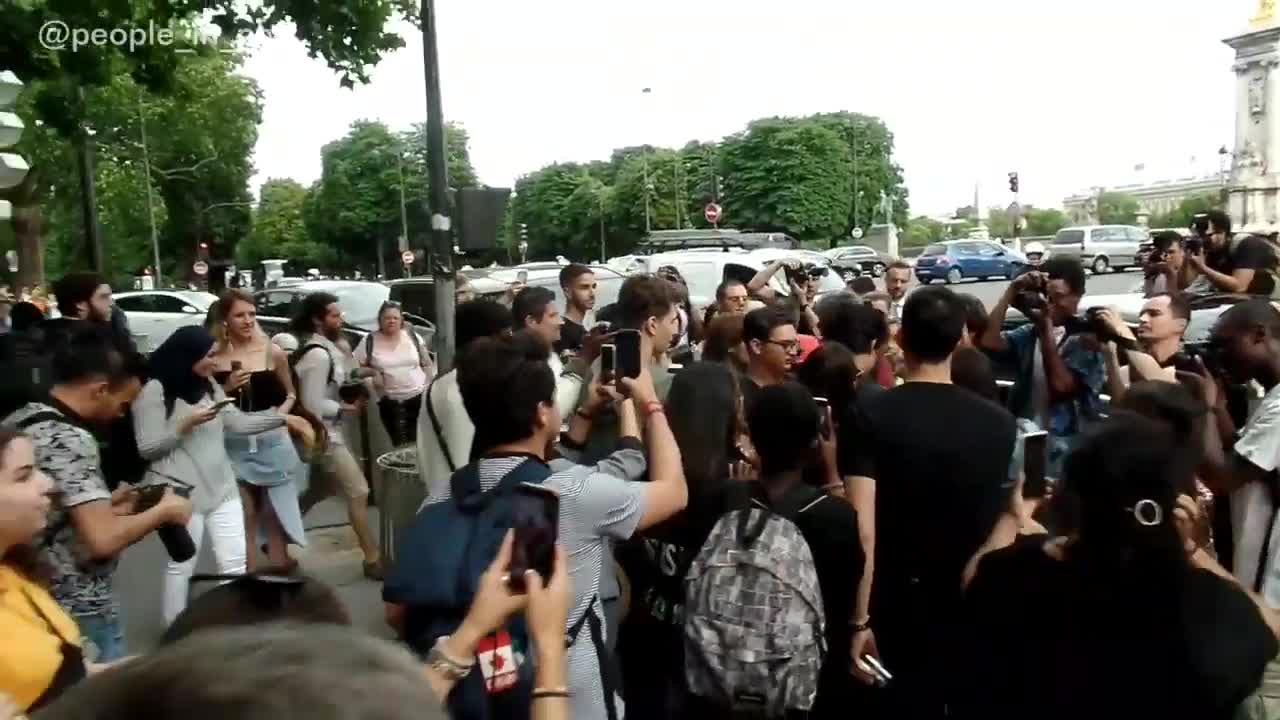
[1184,236,1204,256]
[1171,344,1227,378]
[1009,273,1048,316]
[785,262,828,286]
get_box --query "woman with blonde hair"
[209,290,315,572]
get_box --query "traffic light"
[1008,172,1019,193]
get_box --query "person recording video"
[1143,230,1193,297]
[1184,210,1277,296]
[980,257,1106,481]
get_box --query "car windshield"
[176,291,217,310]
[922,244,946,256]
[329,285,389,324]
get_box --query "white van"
[1049,225,1145,275]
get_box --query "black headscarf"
[150,325,216,416]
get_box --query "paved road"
[902,267,1143,309]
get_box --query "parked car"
[253,279,436,348]
[823,245,891,279]
[628,248,842,309]
[114,289,219,353]
[913,240,1028,285]
[1049,225,1146,275]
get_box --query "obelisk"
[1225,0,1280,225]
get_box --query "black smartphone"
[212,398,238,411]
[600,343,617,382]
[614,329,642,379]
[813,396,831,439]
[133,484,167,514]
[1022,431,1049,499]
[508,483,560,592]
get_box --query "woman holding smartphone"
[134,326,308,624]
[354,302,432,447]
[210,290,315,572]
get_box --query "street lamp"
[518,223,529,264]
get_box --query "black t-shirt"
[953,541,1278,720]
[1208,235,1276,295]
[837,382,1015,622]
[555,316,587,354]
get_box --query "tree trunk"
[7,167,45,289]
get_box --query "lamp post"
[138,99,162,286]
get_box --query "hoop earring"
[1130,499,1163,527]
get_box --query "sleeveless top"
[214,341,288,412]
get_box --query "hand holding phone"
[508,484,560,593]
[1022,430,1049,500]
[600,343,617,382]
[814,396,832,439]
[613,329,642,380]
[212,398,238,412]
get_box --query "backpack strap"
[448,457,551,513]
[565,595,619,720]
[294,343,335,385]
[739,484,825,546]
[14,411,72,431]
[426,379,457,472]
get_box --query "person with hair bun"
[956,414,1279,720]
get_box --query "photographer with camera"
[1144,230,1194,297]
[1184,210,1277,296]
[980,257,1106,480]
[1096,293,1190,400]
[747,258,823,334]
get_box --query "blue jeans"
[74,611,127,663]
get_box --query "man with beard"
[291,292,381,579]
[46,273,135,354]
[884,260,913,321]
[556,264,597,354]
[1185,209,1277,296]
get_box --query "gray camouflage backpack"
[683,488,827,717]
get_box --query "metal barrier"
[375,446,427,565]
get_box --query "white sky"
[238,0,1260,217]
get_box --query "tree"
[718,117,854,240]
[903,216,947,247]
[238,178,333,269]
[809,112,909,242]
[1,0,415,285]
[1097,192,1140,225]
[1024,207,1069,236]
[303,119,479,276]
[1148,192,1220,230]
[509,163,602,260]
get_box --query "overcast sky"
[238,0,1259,217]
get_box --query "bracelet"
[852,618,872,633]
[532,687,571,699]
[426,636,472,681]
[640,400,664,417]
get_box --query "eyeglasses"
[765,339,802,354]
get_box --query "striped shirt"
[430,451,648,719]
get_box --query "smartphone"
[813,396,831,439]
[212,398,238,411]
[516,269,529,284]
[133,484,167,514]
[600,343,617,381]
[861,655,893,684]
[1022,430,1049,499]
[614,329,642,379]
[508,483,560,592]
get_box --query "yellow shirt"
[0,563,82,710]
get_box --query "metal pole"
[642,152,652,233]
[598,193,606,263]
[672,160,680,230]
[76,87,103,273]
[139,100,161,285]
[397,149,409,255]
[421,0,455,372]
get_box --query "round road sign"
[401,250,415,265]
[704,202,723,224]
[851,227,864,240]
[192,260,208,276]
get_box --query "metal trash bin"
[376,446,428,566]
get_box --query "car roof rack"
[635,228,799,254]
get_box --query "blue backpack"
[383,458,551,720]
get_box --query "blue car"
[914,240,1027,284]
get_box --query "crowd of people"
[3,209,1280,720]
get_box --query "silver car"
[1049,225,1146,275]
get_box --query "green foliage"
[808,112,909,234]
[1097,192,1140,225]
[510,163,604,261]
[1148,192,1221,230]
[719,117,854,240]
[1024,208,1070,236]
[239,178,334,269]
[903,216,947,247]
[304,119,479,275]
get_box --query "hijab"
[150,325,216,416]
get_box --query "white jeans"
[161,495,247,625]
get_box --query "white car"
[627,247,843,310]
[114,290,219,353]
